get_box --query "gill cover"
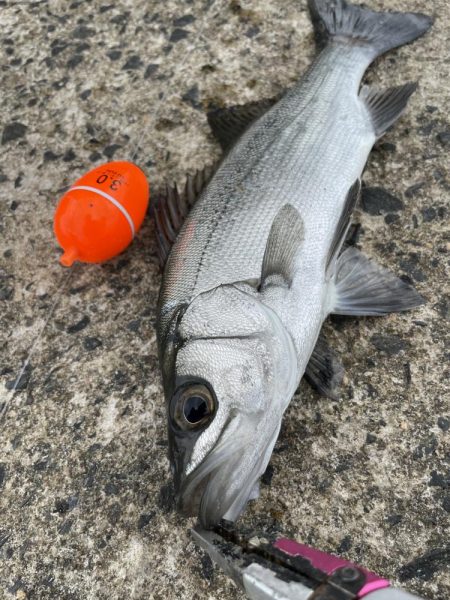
[169,280,298,527]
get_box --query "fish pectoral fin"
[326,247,425,316]
[207,95,281,151]
[304,334,344,400]
[360,83,418,138]
[153,163,219,266]
[260,204,304,289]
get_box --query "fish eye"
[172,383,216,431]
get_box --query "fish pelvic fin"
[326,247,425,316]
[307,0,432,59]
[360,83,418,138]
[260,204,304,289]
[304,334,344,401]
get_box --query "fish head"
[164,282,298,528]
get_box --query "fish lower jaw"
[177,478,207,519]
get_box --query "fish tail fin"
[308,0,432,60]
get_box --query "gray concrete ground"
[1,0,449,598]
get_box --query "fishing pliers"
[192,521,427,600]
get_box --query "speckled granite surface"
[1,0,449,599]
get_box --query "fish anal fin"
[327,247,425,316]
[326,179,361,272]
[361,83,418,138]
[207,96,281,151]
[153,162,219,266]
[304,334,344,400]
[261,204,304,289]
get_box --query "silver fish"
[155,0,432,528]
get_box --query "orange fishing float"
[54,161,149,266]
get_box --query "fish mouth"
[176,415,281,529]
[176,433,243,528]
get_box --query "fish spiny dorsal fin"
[304,334,344,400]
[153,162,219,267]
[260,204,304,289]
[207,95,281,151]
[326,178,361,273]
[360,83,418,138]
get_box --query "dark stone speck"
[67,315,90,334]
[67,54,83,69]
[437,131,450,146]
[72,25,95,39]
[437,417,449,432]
[58,519,74,535]
[370,334,406,355]
[123,55,143,70]
[126,320,140,332]
[443,497,450,513]
[0,464,5,488]
[413,435,438,460]
[181,85,201,109]
[336,535,352,553]
[43,150,59,161]
[104,482,119,496]
[2,122,27,144]
[169,28,189,42]
[63,149,76,162]
[366,433,377,444]
[103,144,122,159]
[387,514,403,526]
[80,89,91,100]
[361,187,404,215]
[173,15,195,26]
[429,471,450,488]
[144,63,159,79]
[245,25,260,38]
[421,207,437,222]
[137,512,155,530]
[384,213,400,225]
[51,41,69,56]
[107,50,122,61]
[83,337,102,351]
[54,499,70,514]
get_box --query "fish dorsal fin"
[261,204,304,289]
[360,83,417,138]
[326,247,424,316]
[304,334,344,400]
[207,95,280,151]
[326,179,361,272]
[153,162,218,266]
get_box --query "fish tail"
[307,0,432,60]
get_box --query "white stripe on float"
[70,185,135,237]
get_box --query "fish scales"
[161,46,371,308]
[156,0,432,528]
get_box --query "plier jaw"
[191,521,391,600]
